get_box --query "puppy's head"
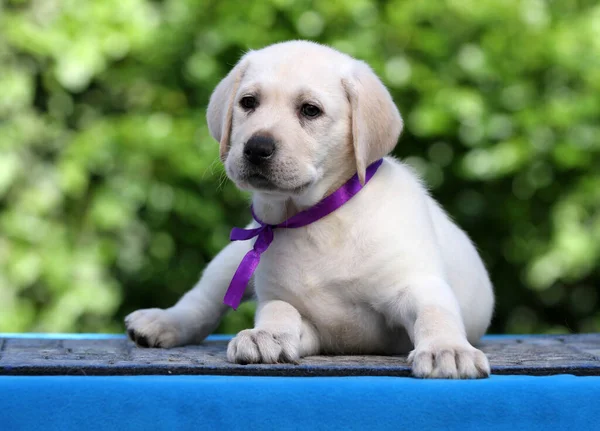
[207,41,403,199]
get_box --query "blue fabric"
[2,374,599,431]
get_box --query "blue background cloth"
[2,374,600,431]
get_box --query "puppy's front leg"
[381,275,490,379]
[125,236,255,348]
[227,300,320,364]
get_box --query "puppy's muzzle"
[244,134,276,166]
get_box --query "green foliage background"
[1,0,599,335]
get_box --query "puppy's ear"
[207,56,250,161]
[342,61,403,184]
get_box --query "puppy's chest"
[254,221,402,353]
[255,218,373,301]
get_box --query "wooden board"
[1,334,599,377]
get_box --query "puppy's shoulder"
[377,156,431,197]
[379,156,455,225]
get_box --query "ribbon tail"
[230,226,263,241]
[223,249,261,310]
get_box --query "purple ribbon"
[224,158,384,309]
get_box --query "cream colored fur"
[125,41,495,379]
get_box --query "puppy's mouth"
[242,173,311,195]
[247,173,276,190]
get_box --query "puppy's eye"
[301,104,321,118]
[240,96,258,110]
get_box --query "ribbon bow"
[224,158,384,309]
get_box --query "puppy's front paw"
[227,329,300,364]
[408,341,490,379]
[125,308,182,348]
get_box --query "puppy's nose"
[244,135,275,165]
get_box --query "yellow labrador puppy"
[125,41,494,379]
